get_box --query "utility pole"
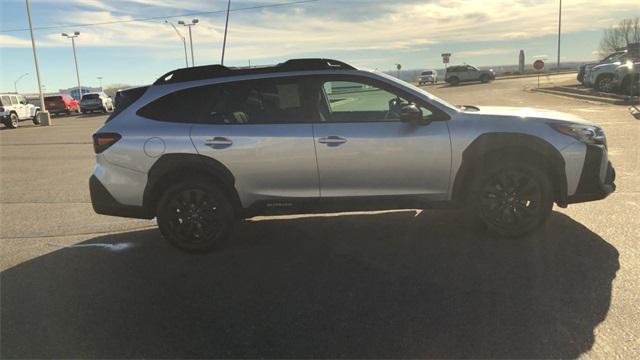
[61,32,82,100]
[97,76,103,89]
[221,0,231,65]
[14,73,29,93]
[178,19,199,67]
[556,0,562,72]
[166,20,189,67]
[25,0,50,125]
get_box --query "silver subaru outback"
[90,58,615,252]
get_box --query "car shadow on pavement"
[1,210,619,359]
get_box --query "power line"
[1,0,320,33]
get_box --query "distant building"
[58,86,100,100]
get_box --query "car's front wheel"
[595,75,614,92]
[471,160,553,237]
[32,110,40,125]
[480,74,490,83]
[157,179,234,252]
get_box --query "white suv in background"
[417,70,438,85]
[0,93,40,129]
[80,92,114,114]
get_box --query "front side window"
[138,77,310,124]
[319,79,433,123]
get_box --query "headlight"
[624,60,634,70]
[549,123,606,147]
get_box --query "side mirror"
[399,104,423,123]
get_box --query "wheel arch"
[143,153,242,216]
[451,132,569,207]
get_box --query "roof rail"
[153,58,356,85]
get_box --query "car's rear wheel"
[471,160,553,237]
[32,110,40,125]
[157,179,234,252]
[4,113,19,129]
[595,75,614,92]
[449,77,459,86]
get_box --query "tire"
[157,178,234,252]
[449,77,460,86]
[4,113,19,129]
[594,74,614,92]
[470,159,553,237]
[102,106,107,113]
[480,74,490,83]
[32,110,40,125]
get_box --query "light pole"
[14,73,29,93]
[25,0,50,125]
[178,19,198,67]
[221,0,231,65]
[61,31,82,100]
[556,0,562,72]
[97,76,103,89]
[165,21,189,67]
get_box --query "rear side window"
[106,86,149,123]
[1,96,11,106]
[137,78,311,124]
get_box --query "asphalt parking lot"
[1,74,639,358]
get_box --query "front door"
[312,76,452,199]
[189,77,319,206]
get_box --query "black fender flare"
[451,132,569,207]
[143,153,242,214]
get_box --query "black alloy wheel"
[157,180,233,252]
[473,162,553,237]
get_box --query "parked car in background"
[417,70,438,85]
[0,93,40,129]
[612,60,640,95]
[585,51,631,91]
[577,51,625,84]
[80,92,114,113]
[445,65,495,86]
[44,94,79,116]
[90,58,615,252]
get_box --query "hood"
[592,61,622,71]
[462,106,591,125]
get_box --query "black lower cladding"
[567,144,616,204]
[89,175,153,219]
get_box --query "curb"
[532,87,632,105]
[495,71,577,81]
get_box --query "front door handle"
[205,136,233,149]
[318,135,347,146]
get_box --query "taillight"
[92,133,121,154]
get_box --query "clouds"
[1,0,638,63]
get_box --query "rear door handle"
[318,135,347,146]
[205,136,233,149]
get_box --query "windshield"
[374,71,457,111]
[82,94,100,100]
[421,71,433,75]
[44,96,62,101]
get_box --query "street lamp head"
[192,19,199,24]
[74,31,80,36]
[178,20,185,25]
[61,33,68,37]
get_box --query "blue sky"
[1,0,637,93]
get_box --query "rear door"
[188,77,320,205]
[10,96,24,119]
[312,75,451,198]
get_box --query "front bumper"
[567,144,615,204]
